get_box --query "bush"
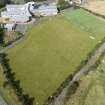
[0,53,35,105]
[0,0,11,8]
[57,0,70,10]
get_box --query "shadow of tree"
[0,27,5,46]
[63,81,79,104]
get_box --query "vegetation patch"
[64,9,105,35]
[7,9,105,105]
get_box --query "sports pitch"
[7,9,105,104]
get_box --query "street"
[0,95,7,105]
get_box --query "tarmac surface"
[0,95,7,105]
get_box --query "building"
[1,2,36,23]
[33,4,58,16]
[1,11,31,23]
[73,0,82,4]
[1,2,36,31]
[6,5,25,11]
[0,2,58,31]
[72,0,87,4]
[4,23,16,31]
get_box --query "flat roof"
[6,5,24,9]
[1,10,31,17]
[38,5,57,10]
[1,13,29,19]
[1,11,25,16]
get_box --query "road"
[54,41,105,105]
[0,95,7,105]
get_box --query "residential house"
[0,2,58,31]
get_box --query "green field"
[7,9,105,105]
[64,9,105,34]
[64,55,105,105]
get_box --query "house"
[6,5,25,11]
[72,0,87,4]
[1,2,36,31]
[0,2,58,31]
[1,11,31,23]
[33,4,58,16]
[1,2,36,23]
[4,23,16,31]
[73,0,82,4]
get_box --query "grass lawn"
[7,9,105,105]
[64,9,105,35]
[64,56,105,105]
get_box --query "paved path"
[54,41,105,105]
[16,24,27,35]
[0,95,7,105]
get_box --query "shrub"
[57,0,70,10]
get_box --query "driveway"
[16,24,27,35]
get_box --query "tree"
[0,0,11,8]
[57,0,70,10]
[0,53,35,105]
[0,26,5,46]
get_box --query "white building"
[1,2,36,23]
[33,4,58,16]
[1,11,31,23]
[72,0,86,4]
[6,5,25,11]
[4,24,16,31]
[1,2,36,31]
[1,2,58,31]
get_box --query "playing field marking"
[89,36,95,40]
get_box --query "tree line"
[0,0,11,8]
[0,53,34,105]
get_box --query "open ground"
[6,9,105,105]
[82,0,105,16]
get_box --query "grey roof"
[33,5,58,13]
[1,11,30,23]
[6,4,25,9]
[38,5,57,10]
[1,11,25,16]
[1,9,31,17]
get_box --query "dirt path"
[54,40,105,105]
